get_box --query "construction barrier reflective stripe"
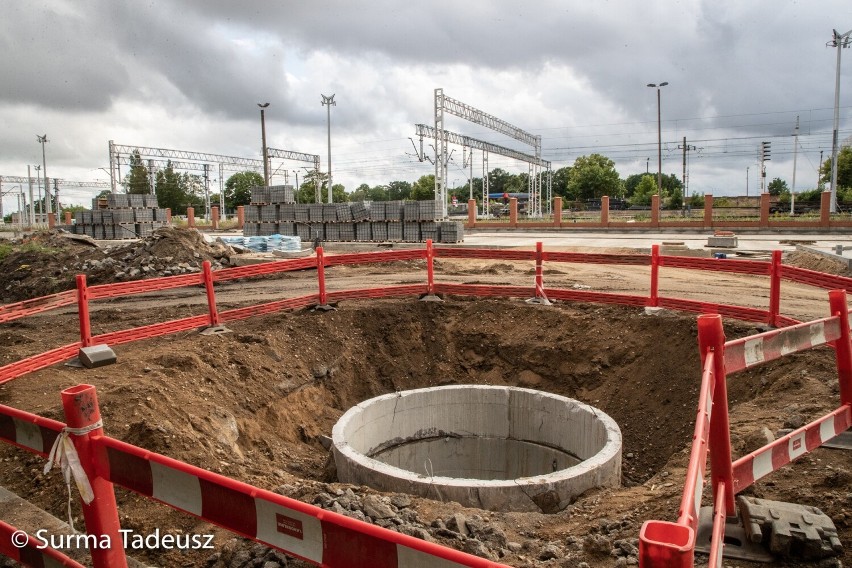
[0,520,85,568]
[724,316,840,374]
[731,406,852,492]
[0,404,63,456]
[95,436,507,568]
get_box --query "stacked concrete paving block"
[438,221,464,243]
[241,196,462,243]
[70,193,165,239]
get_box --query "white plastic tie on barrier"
[43,420,101,532]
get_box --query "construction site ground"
[0,228,851,568]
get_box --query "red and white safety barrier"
[96,436,505,568]
[0,520,85,568]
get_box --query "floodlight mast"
[321,94,336,204]
[828,28,852,213]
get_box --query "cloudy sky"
[1,0,851,212]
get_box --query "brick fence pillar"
[187,207,195,228]
[509,197,518,227]
[553,196,562,227]
[651,194,660,227]
[821,191,832,227]
[704,194,714,228]
[467,198,477,227]
[236,205,245,229]
[211,206,220,230]
[760,193,770,227]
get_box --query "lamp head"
[258,102,270,109]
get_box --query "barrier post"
[703,194,713,228]
[768,250,782,327]
[650,244,660,307]
[76,274,92,347]
[60,385,127,568]
[759,193,770,227]
[426,239,435,295]
[202,260,220,326]
[697,315,736,516]
[316,246,328,306]
[236,205,245,229]
[553,196,562,227]
[535,241,544,298]
[821,191,832,227]
[829,290,852,406]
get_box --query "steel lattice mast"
[432,89,544,218]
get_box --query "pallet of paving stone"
[128,194,145,208]
[323,204,337,222]
[258,223,279,236]
[260,204,278,222]
[355,222,372,242]
[295,223,313,241]
[403,221,420,242]
[385,201,402,221]
[419,200,439,221]
[278,222,295,236]
[350,201,369,221]
[308,204,324,222]
[279,203,295,221]
[244,205,260,222]
[369,201,385,221]
[269,185,294,204]
[387,222,403,241]
[371,222,388,241]
[101,211,114,225]
[403,201,419,221]
[143,195,159,208]
[438,221,464,243]
[420,221,438,242]
[110,208,135,224]
[336,204,353,222]
[338,223,355,241]
[251,186,271,204]
[243,223,260,237]
[135,208,154,222]
[74,212,84,224]
[294,204,310,222]
[106,194,130,208]
[324,223,341,241]
[153,208,169,222]
[91,210,103,224]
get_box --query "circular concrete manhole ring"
[331,385,622,513]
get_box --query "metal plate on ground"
[694,506,775,563]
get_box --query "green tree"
[125,151,150,194]
[820,147,852,190]
[297,171,326,203]
[623,173,646,198]
[630,175,658,206]
[225,171,264,210]
[551,167,572,199]
[411,175,436,200]
[767,177,789,196]
[567,154,621,200]
[155,162,187,214]
[387,180,412,200]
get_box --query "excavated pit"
[332,385,622,513]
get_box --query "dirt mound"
[785,250,852,277]
[0,227,236,303]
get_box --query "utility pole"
[647,82,669,192]
[321,93,336,203]
[791,116,800,215]
[258,103,270,187]
[828,28,852,212]
[26,165,34,226]
[36,134,50,215]
[34,165,41,215]
[746,167,750,198]
[759,141,771,193]
[678,137,696,198]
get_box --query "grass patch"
[0,242,61,262]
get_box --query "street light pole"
[258,103,270,187]
[34,165,42,215]
[36,134,50,215]
[828,28,852,213]
[647,82,668,193]
[321,94,336,203]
